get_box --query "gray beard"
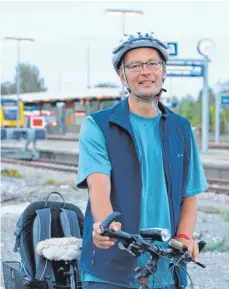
[131,87,161,103]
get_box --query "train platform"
[46,133,229,149]
[1,139,79,153]
[1,138,229,179]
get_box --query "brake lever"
[118,241,144,257]
[194,240,206,268]
[181,249,206,268]
[192,260,206,268]
[118,242,137,257]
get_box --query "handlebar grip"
[102,228,133,241]
[99,212,121,234]
[169,239,185,251]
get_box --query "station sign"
[74,110,86,117]
[166,59,204,77]
[30,116,45,128]
[221,95,229,105]
[167,42,178,56]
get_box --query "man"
[77,32,208,289]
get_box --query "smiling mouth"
[139,81,155,85]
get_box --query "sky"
[0,0,229,99]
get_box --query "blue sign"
[222,95,229,105]
[167,59,204,77]
[167,42,178,56]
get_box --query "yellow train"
[0,98,24,127]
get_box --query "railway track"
[1,157,78,173]
[1,157,229,195]
[207,179,229,195]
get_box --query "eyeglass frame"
[124,60,165,72]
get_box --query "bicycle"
[99,212,206,289]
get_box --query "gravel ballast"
[1,163,229,289]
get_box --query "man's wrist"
[175,233,192,241]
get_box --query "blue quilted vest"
[78,98,193,288]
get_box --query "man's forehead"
[124,47,161,62]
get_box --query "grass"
[1,169,22,178]
[46,179,56,185]
[220,210,229,222]
[198,206,222,214]
[202,239,228,252]
[198,206,229,221]
[198,206,229,252]
[45,179,76,188]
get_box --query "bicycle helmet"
[112,32,169,73]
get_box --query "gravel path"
[1,163,229,289]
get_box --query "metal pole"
[122,12,125,36]
[121,13,126,100]
[58,72,62,92]
[16,40,21,128]
[87,41,91,88]
[215,92,220,143]
[228,123,229,143]
[201,57,209,152]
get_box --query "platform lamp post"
[3,37,34,128]
[87,37,91,89]
[214,81,221,144]
[104,9,143,37]
[104,9,144,99]
[197,38,215,153]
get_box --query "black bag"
[3,192,84,289]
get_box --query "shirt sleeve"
[184,126,208,198]
[77,115,111,189]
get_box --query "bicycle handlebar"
[99,212,206,268]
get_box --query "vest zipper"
[162,120,175,235]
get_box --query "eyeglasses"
[125,60,164,72]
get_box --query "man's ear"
[118,69,126,86]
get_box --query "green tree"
[197,87,215,106]
[1,63,47,95]
[175,95,201,127]
[15,63,47,93]
[217,80,229,93]
[196,88,216,133]
[218,80,229,134]
[1,81,16,95]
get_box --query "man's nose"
[141,63,151,75]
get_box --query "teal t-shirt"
[77,113,208,288]
[129,112,174,288]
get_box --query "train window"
[2,102,16,107]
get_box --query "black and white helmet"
[112,32,169,73]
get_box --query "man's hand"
[177,238,199,262]
[92,221,122,249]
